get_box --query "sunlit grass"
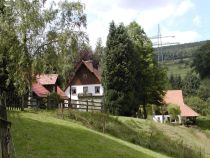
[8,110,165,158]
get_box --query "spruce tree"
[103,22,136,116]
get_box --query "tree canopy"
[0,0,88,96]
[127,21,167,118]
[102,21,136,116]
[103,21,167,117]
[192,40,210,79]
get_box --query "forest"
[154,40,208,61]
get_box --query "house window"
[71,87,76,95]
[95,86,100,94]
[83,86,88,94]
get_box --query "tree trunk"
[0,102,7,119]
[21,95,24,111]
[143,97,147,119]
[0,102,11,158]
[142,105,147,119]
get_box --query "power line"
[150,24,179,64]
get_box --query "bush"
[167,104,181,122]
[47,92,62,109]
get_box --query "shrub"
[167,104,181,122]
[185,96,210,116]
[47,92,62,109]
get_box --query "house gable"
[70,62,101,86]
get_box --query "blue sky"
[80,0,210,48]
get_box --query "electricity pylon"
[150,24,179,64]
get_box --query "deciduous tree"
[127,21,167,118]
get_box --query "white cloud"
[193,15,201,26]
[81,0,196,48]
[83,0,139,47]
[158,30,201,45]
[135,4,175,32]
[174,0,194,17]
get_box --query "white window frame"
[83,86,88,94]
[71,87,77,95]
[95,86,100,94]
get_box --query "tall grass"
[59,110,204,158]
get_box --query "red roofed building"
[65,60,103,103]
[164,90,199,117]
[153,90,199,124]
[32,83,49,97]
[36,74,58,85]
[30,74,68,107]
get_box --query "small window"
[95,86,100,94]
[83,86,88,94]
[71,87,76,95]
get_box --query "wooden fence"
[57,99,103,119]
[4,93,23,110]
[3,92,103,112]
[68,99,103,112]
[58,99,103,112]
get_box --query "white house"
[65,60,103,105]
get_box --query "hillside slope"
[56,110,210,158]
[119,116,210,157]
[8,111,168,158]
[154,40,208,77]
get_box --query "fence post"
[86,100,88,112]
[0,103,11,158]
[61,102,64,119]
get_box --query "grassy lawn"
[8,110,167,158]
[8,110,210,158]
[57,110,208,158]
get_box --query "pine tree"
[93,38,104,66]
[103,22,136,116]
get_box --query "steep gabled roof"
[32,83,50,97]
[82,60,101,81]
[57,86,68,99]
[164,90,199,117]
[36,74,58,85]
[32,74,68,99]
[67,60,101,87]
